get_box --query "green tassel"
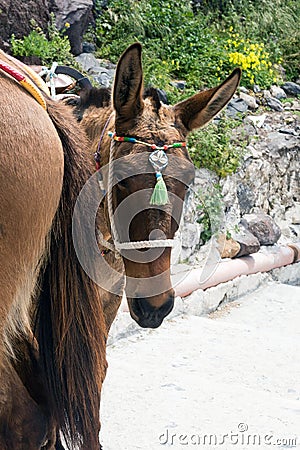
[150,172,169,205]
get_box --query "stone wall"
[177,101,300,262]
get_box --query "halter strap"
[108,132,186,150]
[96,126,186,254]
[106,138,175,252]
[94,113,114,170]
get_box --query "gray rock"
[265,131,299,152]
[279,127,297,136]
[266,97,284,112]
[253,85,261,93]
[290,100,300,111]
[170,81,186,90]
[270,85,287,100]
[239,123,257,137]
[237,183,256,215]
[286,203,300,225]
[239,92,258,110]
[0,0,49,54]
[93,71,113,88]
[52,0,94,55]
[232,225,260,257]
[75,52,100,72]
[181,223,201,249]
[263,89,271,98]
[282,82,300,96]
[240,213,281,245]
[226,98,248,117]
[75,53,116,86]
[82,41,96,53]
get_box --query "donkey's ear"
[113,43,144,131]
[174,68,241,131]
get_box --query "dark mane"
[80,87,112,109]
[143,86,169,110]
[68,85,168,120]
[68,87,112,120]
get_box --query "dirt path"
[100,282,300,450]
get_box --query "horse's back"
[0,70,64,349]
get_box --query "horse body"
[0,54,107,449]
[0,62,65,449]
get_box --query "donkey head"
[109,43,241,328]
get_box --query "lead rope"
[95,113,117,253]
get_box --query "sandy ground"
[100,282,300,450]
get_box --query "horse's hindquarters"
[0,75,64,353]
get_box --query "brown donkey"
[74,43,241,329]
[0,52,107,449]
[0,44,240,449]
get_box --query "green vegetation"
[196,185,224,243]
[94,0,299,94]
[10,0,299,179]
[11,14,74,65]
[214,0,300,82]
[188,116,245,178]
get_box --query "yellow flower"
[65,22,70,28]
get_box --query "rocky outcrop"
[0,0,50,51]
[75,52,116,86]
[49,0,93,55]
[0,0,98,55]
[221,106,300,236]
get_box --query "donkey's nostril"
[131,298,146,317]
[130,295,174,328]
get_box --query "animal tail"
[35,100,107,449]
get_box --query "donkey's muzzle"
[129,295,174,328]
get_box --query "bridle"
[95,115,187,254]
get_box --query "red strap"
[0,60,26,82]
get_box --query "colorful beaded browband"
[108,131,187,206]
[108,131,186,150]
